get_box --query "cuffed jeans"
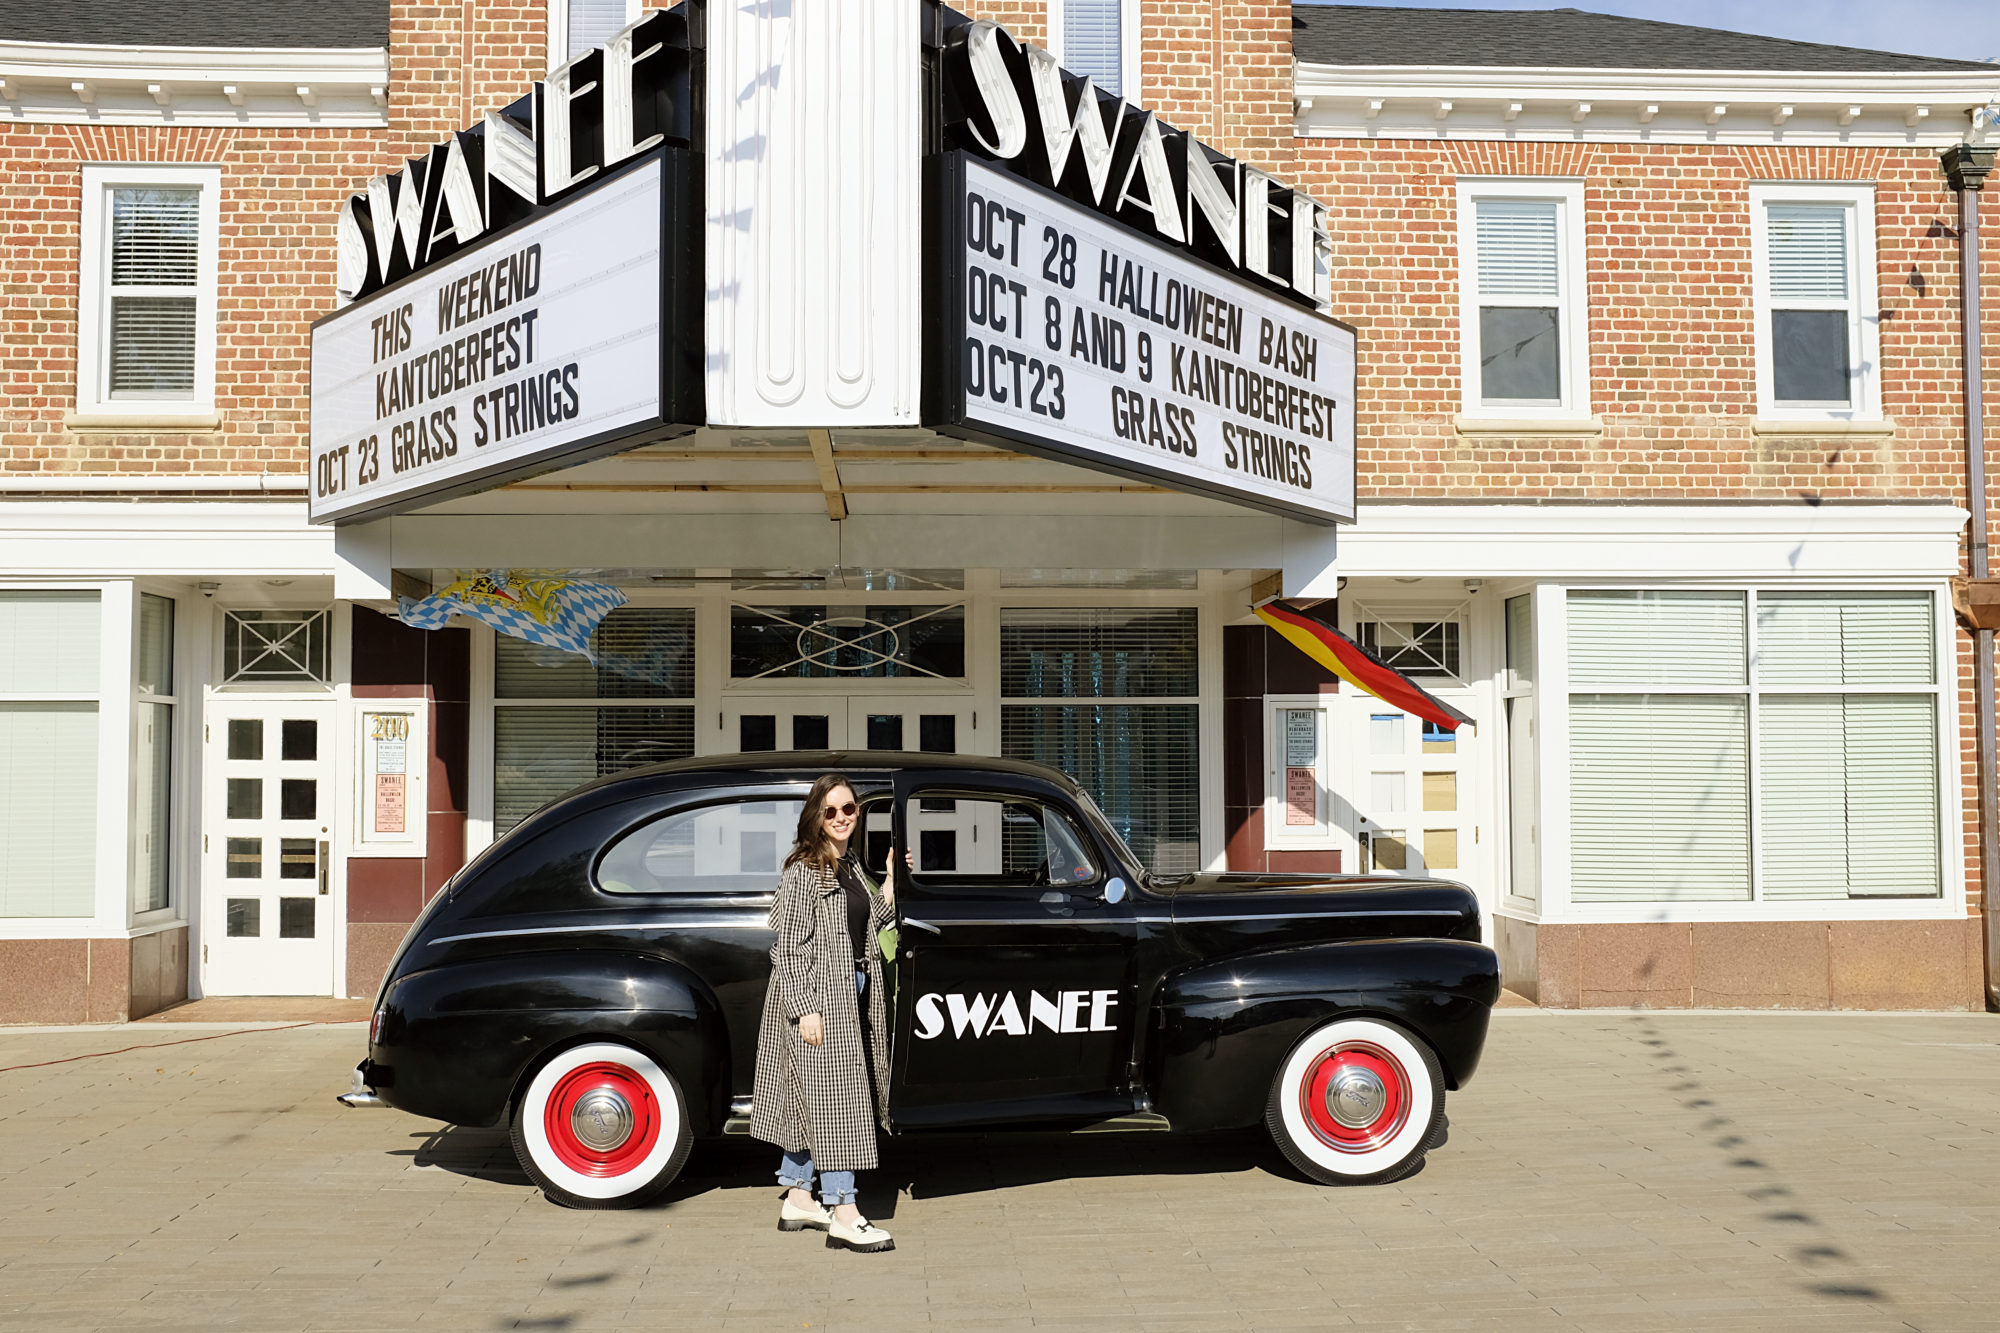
[777,1148,856,1206]
[775,969,868,1207]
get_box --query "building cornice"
[0,41,389,128]
[1295,62,2000,147]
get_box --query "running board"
[722,1096,754,1136]
[1074,1112,1171,1133]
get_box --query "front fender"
[371,950,732,1132]
[1150,937,1499,1133]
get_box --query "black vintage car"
[342,752,1499,1207]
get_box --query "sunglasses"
[822,801,858,820]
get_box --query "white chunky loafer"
[776,1192,832,1232]
[825,1215,894,1253]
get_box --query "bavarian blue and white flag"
[398,571,627,662]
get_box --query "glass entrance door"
[1345,693,1482,911]
[201,699,336,995]
[723,698,851,754]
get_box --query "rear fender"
[1150,937,1499,1133]
[373,951,732,1132]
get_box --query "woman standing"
[750,773,898,1253]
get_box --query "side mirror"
[1103,876,1127,905]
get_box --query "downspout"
[1942,143,1998,1007]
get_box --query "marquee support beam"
[807,429,848,521]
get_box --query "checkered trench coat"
[749,857,894,1172]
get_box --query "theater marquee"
[925,155,1357,525]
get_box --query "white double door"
[1337,691,1483,907]
[719,695,978,871]
[200,698,337,995]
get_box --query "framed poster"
[354,702,427,855]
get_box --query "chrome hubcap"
[1325,1066,1388,1128]
[570,1089,634,1151]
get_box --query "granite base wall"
[0,926,188,1024]
[1497,916,1986,1010]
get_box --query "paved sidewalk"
[2,1011,1997,1331]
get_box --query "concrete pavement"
[2,1011,1997,1330]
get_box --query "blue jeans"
[776,968,869,1207]
[777,1148,855,1207]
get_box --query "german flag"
[1254,598,1474,732]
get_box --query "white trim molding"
[1295,65,2000,146]
[1455,178,1591,422]
[1749,181,1882,424]
[1336,503,1966,580]
[0,42,389,127]
[77,163,223,420]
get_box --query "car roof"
[556,750,1087,802]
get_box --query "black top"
[1291,4,1995,72]
[837,857,871,970]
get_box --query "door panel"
[887,771,1139,1128]
[722,699,849,754]
[202,700,336,995]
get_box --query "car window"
[906,791,1099,889]
[597,797,805,894]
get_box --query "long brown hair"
[784,772,857,874]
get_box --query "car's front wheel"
[1265,1016,1444,1186]
[510,1041,692,1209]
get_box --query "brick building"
[1,2,1996,1022]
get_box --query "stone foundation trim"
[1454,414,1605,437]
[1496,915,1984,1010]
[1751,417,1897,438]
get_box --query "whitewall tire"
[509,1041,692,1209]
[1265,1017,1444,1186]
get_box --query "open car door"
[884,767,1142,1130]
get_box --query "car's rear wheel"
[510,1041,692,1209]
[1264,1016,1444,1186]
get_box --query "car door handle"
[902,917,942,935]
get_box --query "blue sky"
[1302,2,1999,63]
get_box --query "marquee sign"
[309,153,699,525]
[938,15,1332,308]
[925,155,1356,524]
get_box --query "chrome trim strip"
[1175,908,1465,923]
[430,906,1460,946]
[429,920,772,947]
[918,909,1462,929]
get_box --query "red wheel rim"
[1301,1042,1409,1153]
[541,1061,662,1177]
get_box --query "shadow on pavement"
[1624,952,1894,1307]
[401,1123,1306,1220]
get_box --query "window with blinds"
[1565,588,1941,906]
[494,607,695,831]
[560,0,630,62]
[1061,0,1124,95]
[1757,592,1939,899]
[0,591,102,919]
[1764,203,1855,405]
[108,188,200,399]
[1472,199,1562,403]
[999,607,1199,874]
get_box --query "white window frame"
[0,581,140,939]
[1455,178,1590,421]
[1046,0,1141,102]
[130,590,181,925]
[1534,580,1962,924]
[76,164,222,423]
[1750,182,1880,422]
[547,0,643,73]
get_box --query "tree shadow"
[1623,954,1894,1307]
